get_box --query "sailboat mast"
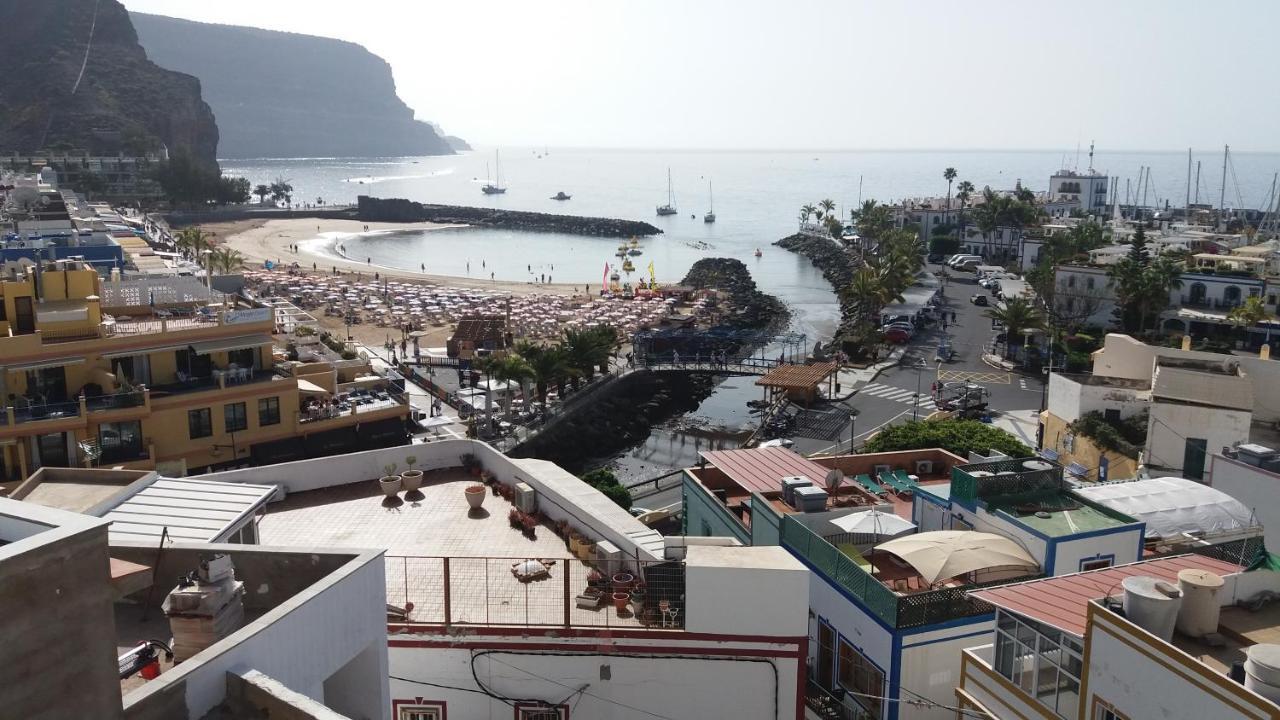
[709,180,714,212]
[1186,148,1192,214]
[1220,144,1229,222]
[1195,162,1201,205]
[668,168,674,206]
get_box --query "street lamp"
[848,409,860,453]
[1022,328,1036,370]
[911,361,928,421]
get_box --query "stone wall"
[357,196,662,237]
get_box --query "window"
[188,408,212,439]
[1080,556,1114,572]
[258,396,281,426]
[1103,408,1121,424]
[224,402,248,433]
[396,703,444,720]
[1067,275,1076,289]
[1086,276,1095,290]
[993,610,1083,719]
[98,420,144,463]
[1091,697,1130,720]
[837,638,885,719]
[515,704,568,719]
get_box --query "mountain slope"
[0,0,219,167]
[131,13,459,159]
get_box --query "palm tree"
[955,180,975,245]
[253,184,270,204]
[490,354,533,417]
[174,227,213,261]
[819,198,836,221]
[800,204,817,225]
[563,328,611,383]
[472,354,499,427]
[516,342,576,405]
[207,247,245,276]
[985,297,1044,359]
[943,168,957,211]
[1228,296,1272,346]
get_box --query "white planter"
[379,476,402,497]
[401,470,424,492]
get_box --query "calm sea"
[222,148,1280,478]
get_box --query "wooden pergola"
[755,362,839,405]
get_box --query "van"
[948,254,982,268]
[953,258,982,272]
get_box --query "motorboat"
[628,248,643,256]
[551,191,571,200]
[622,259,635,272]
[754,248,762,258]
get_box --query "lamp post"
[848,409,860,453]
[911,361,927,421]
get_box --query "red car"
[884,327,911,344]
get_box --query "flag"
[602,261,609,287]
[647,260,655,280]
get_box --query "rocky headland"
[356,196,661,238]
[775,232,859,336]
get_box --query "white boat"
[704,180,716,223]
[482,150,506,194]
[656,168,677,216]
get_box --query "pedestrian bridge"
[635,356,783,376]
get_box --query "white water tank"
[1176,569,1225,638]
[1121,576,1182,641]
[1244,645,1280,704]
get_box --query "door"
[1184,438,1208,480]
[817,623,836,690]
[34,432,69,468]
[13,296,35,334]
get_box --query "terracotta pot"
[379,476,402,497]
[465,485,486,510]
[612,592,630,612]
[612,572,636,593]
[400,470,424,492]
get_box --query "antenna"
[1087,141,1095,173]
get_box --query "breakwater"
[775,232,858,335]
[356,196,662,238]
[681,257,790,332]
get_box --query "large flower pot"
[401,470,424,492]
[612,592,630,613]
[379,476,402,497]
[465,485,486,510]
[611,572,636,593]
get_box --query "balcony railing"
[384,556,686,630]
[299,387,407,424]
[1179,295,1243,310]
[10,400,81,424]
[804,679,873,720]
[85,389,146,412]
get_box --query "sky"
[121,0,1280,152]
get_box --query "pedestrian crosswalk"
[857,383,937,411]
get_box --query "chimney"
[1181,335,1192,351]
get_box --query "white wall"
[1146,402,1251,474]
[123,550,390,720]
[389,637,800,720]
[807,571,894,720]
[1052,528,1144,575]
[899,621,994,720]
[685,546,808,637]
[1208,454,1280,549]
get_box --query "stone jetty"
[775,232,859,335]
[356,196,661,237]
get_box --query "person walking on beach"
[490,271,495,281]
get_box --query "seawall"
[356,196,662,238]
[775,232,858,335]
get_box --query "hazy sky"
[122,0,1280,152]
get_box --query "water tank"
[1176,569,1225,638]
[1244,645,1280,704]
[1121,576,1182,641]
[781,476,812,506]
[792,485,829,513]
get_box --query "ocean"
[222,148,1280,482]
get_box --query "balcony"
[85,389,146,413]
[804,679,873,720]
[1179,295,1243,310]
[299,387,407,424]
[148,369,280,398]
[9,400,81,425]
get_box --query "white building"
[1207,444,1280,551]
[200,439,811,720]
[1049,169,1109,214]
[959,554,1280,720]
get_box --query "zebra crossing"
[857,383,937,410]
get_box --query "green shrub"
[579,468,632,510]
[862,419,1031,458]
[1069,411,1147,459]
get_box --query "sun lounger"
[853,473,885,495]
[892,470,918,491]
[878,472,909,493]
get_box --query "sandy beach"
[213,217,584,297]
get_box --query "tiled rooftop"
[257,470,658,629]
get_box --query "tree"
[269,177,294,205]
[1109,227,1183,335]
[174,227,213,262]
[800,204,817,225]
[819,198,836,221]
[207,247,245,275]
[985,297,1044,358]
[515,342,576,405]
[253,184,271,204]
[216,176,251,205]
[563,327,612,382]
[489,354,533,417]
[955,179,975,241]
[852,200,894,244]
[579,468,632,510]
[1228,295,1270,342]
[862,419,1031,457]
[943,167,957,210]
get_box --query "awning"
[296,378,330,395]
[874,531,1039,584]
[189,334,274,355]
[6,356,85,372]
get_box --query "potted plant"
[612,591,630,614]
[509,508,522,528]
[465,483,486,510]
[611,572,636,593]
[402,455,423,491]
[629,587,645,616]
[521,513,538,538]
[378,465,402,497]
[577,538,597,563]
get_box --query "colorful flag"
[602,261,609,287]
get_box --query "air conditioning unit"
[781,476,812,506]
[915,460,935,475]
[514,482,537,514]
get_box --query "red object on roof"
[700,447,832,495]
[973,554,1241,636]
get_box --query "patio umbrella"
[873,531,1037,585]
[831,509,915,537]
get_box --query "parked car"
[882,322,915,337]
[927,253,945,263]
[884,327,912,344]
[970,294,989,306]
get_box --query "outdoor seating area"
[300,387,401,423]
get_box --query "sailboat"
[656,169,678,216]
[704,180,716,223]
[482,150,506,194]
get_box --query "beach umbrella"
[831,509,916,537]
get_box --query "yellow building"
[0,262,408,481]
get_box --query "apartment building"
[0,261,408,480]
[1049,170,1109,215]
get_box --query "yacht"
[656,168,678,216]
[481,150,506,194]
[551,191,571,201]
[704,180,716,223]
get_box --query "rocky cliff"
[131,13,461,159]
[0,0,219,167]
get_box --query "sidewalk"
[825,346,907,401]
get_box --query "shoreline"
[215,217,585,296]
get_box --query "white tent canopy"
[874,531,1038,585]
[1073,477,1257,540]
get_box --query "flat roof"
[985,490,1132,537]
[755,362,839,391]
[973,554,1241,636]
[699,447,834,495]
[101,477,276,544]
[1153,366,1252,411]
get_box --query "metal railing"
[39,325,101,343]
[804,679,874,720]
[85,389,146,412]
[384,555,686,630]
[10,400,81,424]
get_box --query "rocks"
[510,372,716,471]
[680,258,789,332]
[357,196,661,238]
[774,233,861,335]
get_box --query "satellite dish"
[825,468,844,494]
